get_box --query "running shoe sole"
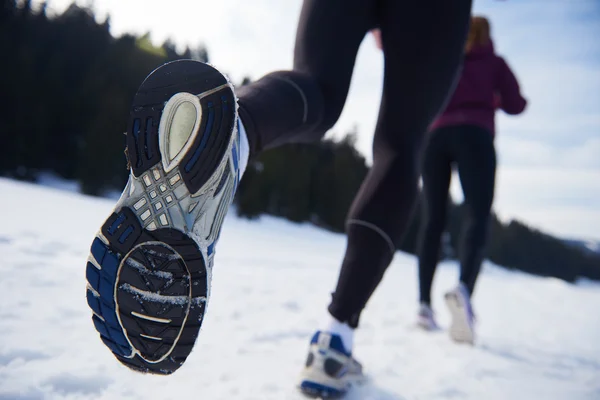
[299,380,346,399]
[85,60,239,375]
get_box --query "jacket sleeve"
[495,56,527,115]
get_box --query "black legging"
[417,125,497,306]
[237,0,473,327]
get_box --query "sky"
[33,0,600,241]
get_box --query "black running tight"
[417,125,497,305]
[237,0,473,327]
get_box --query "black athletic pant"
[237,0,473,328]
[417,125,497,306]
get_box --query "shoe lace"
[124,145,131,171]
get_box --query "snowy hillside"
[0,177,599,400]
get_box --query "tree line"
[2,1,598,283]
[235,138,600,283]
[0,0,208,194]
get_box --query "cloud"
[476,0,600,147]
[496,136,600,169]
[450,166,600,240]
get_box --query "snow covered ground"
[0,177,599,400]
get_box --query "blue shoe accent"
[86,239,131,358]
[109,326,130,347]
[300,380,345,398]
[329,335,350,357]
[92,314,109,337]
[310,331,320,345]
[101,251,119,278]
[86,290,102,316]
[98,276,115,307]
[101,335,130,356]
[132,118,141,139]
[118,225,134,244]
[86,262,101,290]
[231,135,239,195]
[221,95,229,111]
[90,238,107,265]
[107,213,126,235]
[207,241,216,256]
[185,102,215,173]
[310,331,351,357]
[231,134,239,173]
[100,302,119,327]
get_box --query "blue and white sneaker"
[85,60,241,374]
[444,283,476,344]
[299,331,365,398]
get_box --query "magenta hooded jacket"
[429,40,527,136]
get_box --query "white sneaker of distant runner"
[445,283,476,344]
[417,302,440,331]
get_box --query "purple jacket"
[430,40,527,136]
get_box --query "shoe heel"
[86,212,209,374]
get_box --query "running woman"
[415,16,527,345]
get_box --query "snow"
[35,171,82,193]
[0,177,599,400]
